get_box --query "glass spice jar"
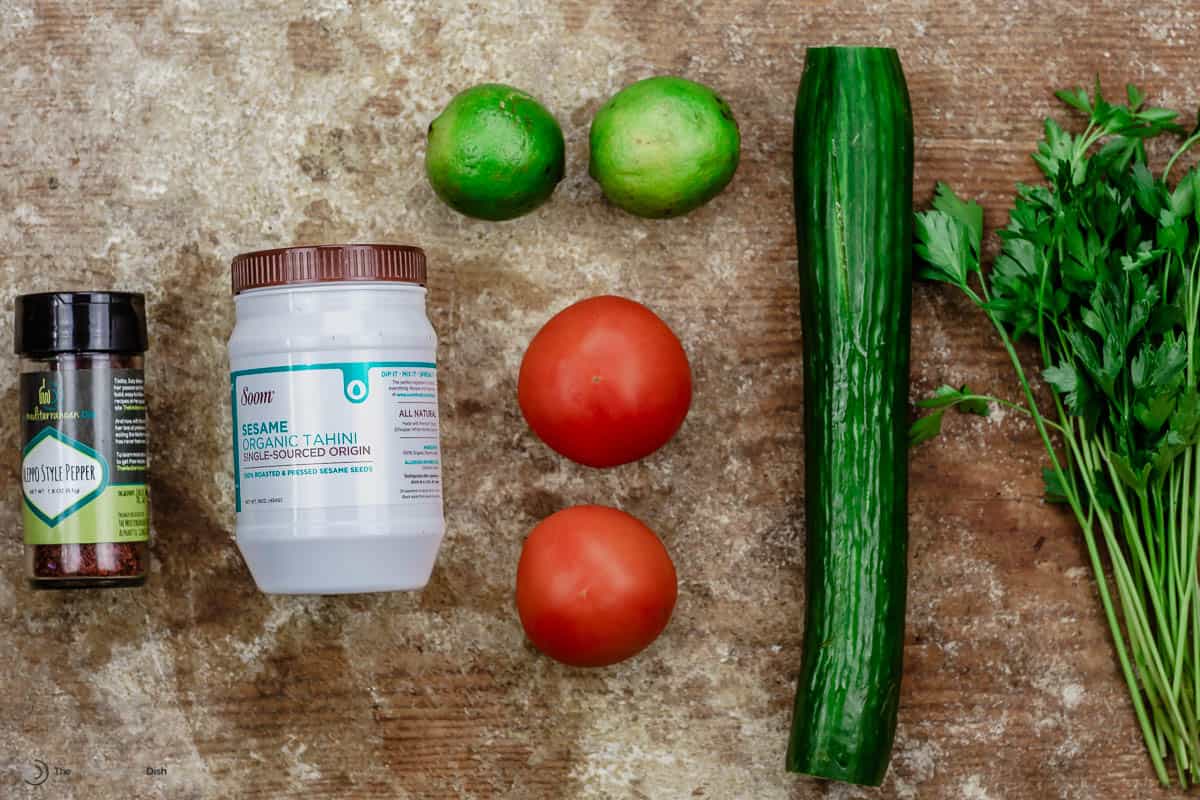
[16,292,151,589]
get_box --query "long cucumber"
[787,46,914,786]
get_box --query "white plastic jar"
[228,244,444,594]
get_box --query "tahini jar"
[228,244,444,594]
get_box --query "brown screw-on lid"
[231,243,426,295]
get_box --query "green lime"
[589,76,740,219]
[425,84,565,221]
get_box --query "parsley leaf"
[931,182,984,254]
[910,385,991,446]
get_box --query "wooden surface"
[1,1,1198,798]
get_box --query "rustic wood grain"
[1,1,1198,798]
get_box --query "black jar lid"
[14,292,148,355]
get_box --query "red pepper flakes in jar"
[15,293,151,589]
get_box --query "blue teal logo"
[339,364,371,404]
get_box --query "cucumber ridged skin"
[787,47,914,787]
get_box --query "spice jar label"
[20,369,150,544]
[231,361,442,513]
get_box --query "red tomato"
[516,505,678,667]
[518,295,692,468]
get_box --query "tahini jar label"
[231,361,442,512]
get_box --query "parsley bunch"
[915,82,1200,786]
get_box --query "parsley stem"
[950,393,1065,431]
[1090,446,1192,772]
[1169,464,1186,693]
[1165,131,1200,182]
[1191,446,1200,725]
[980,309,1173,782]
